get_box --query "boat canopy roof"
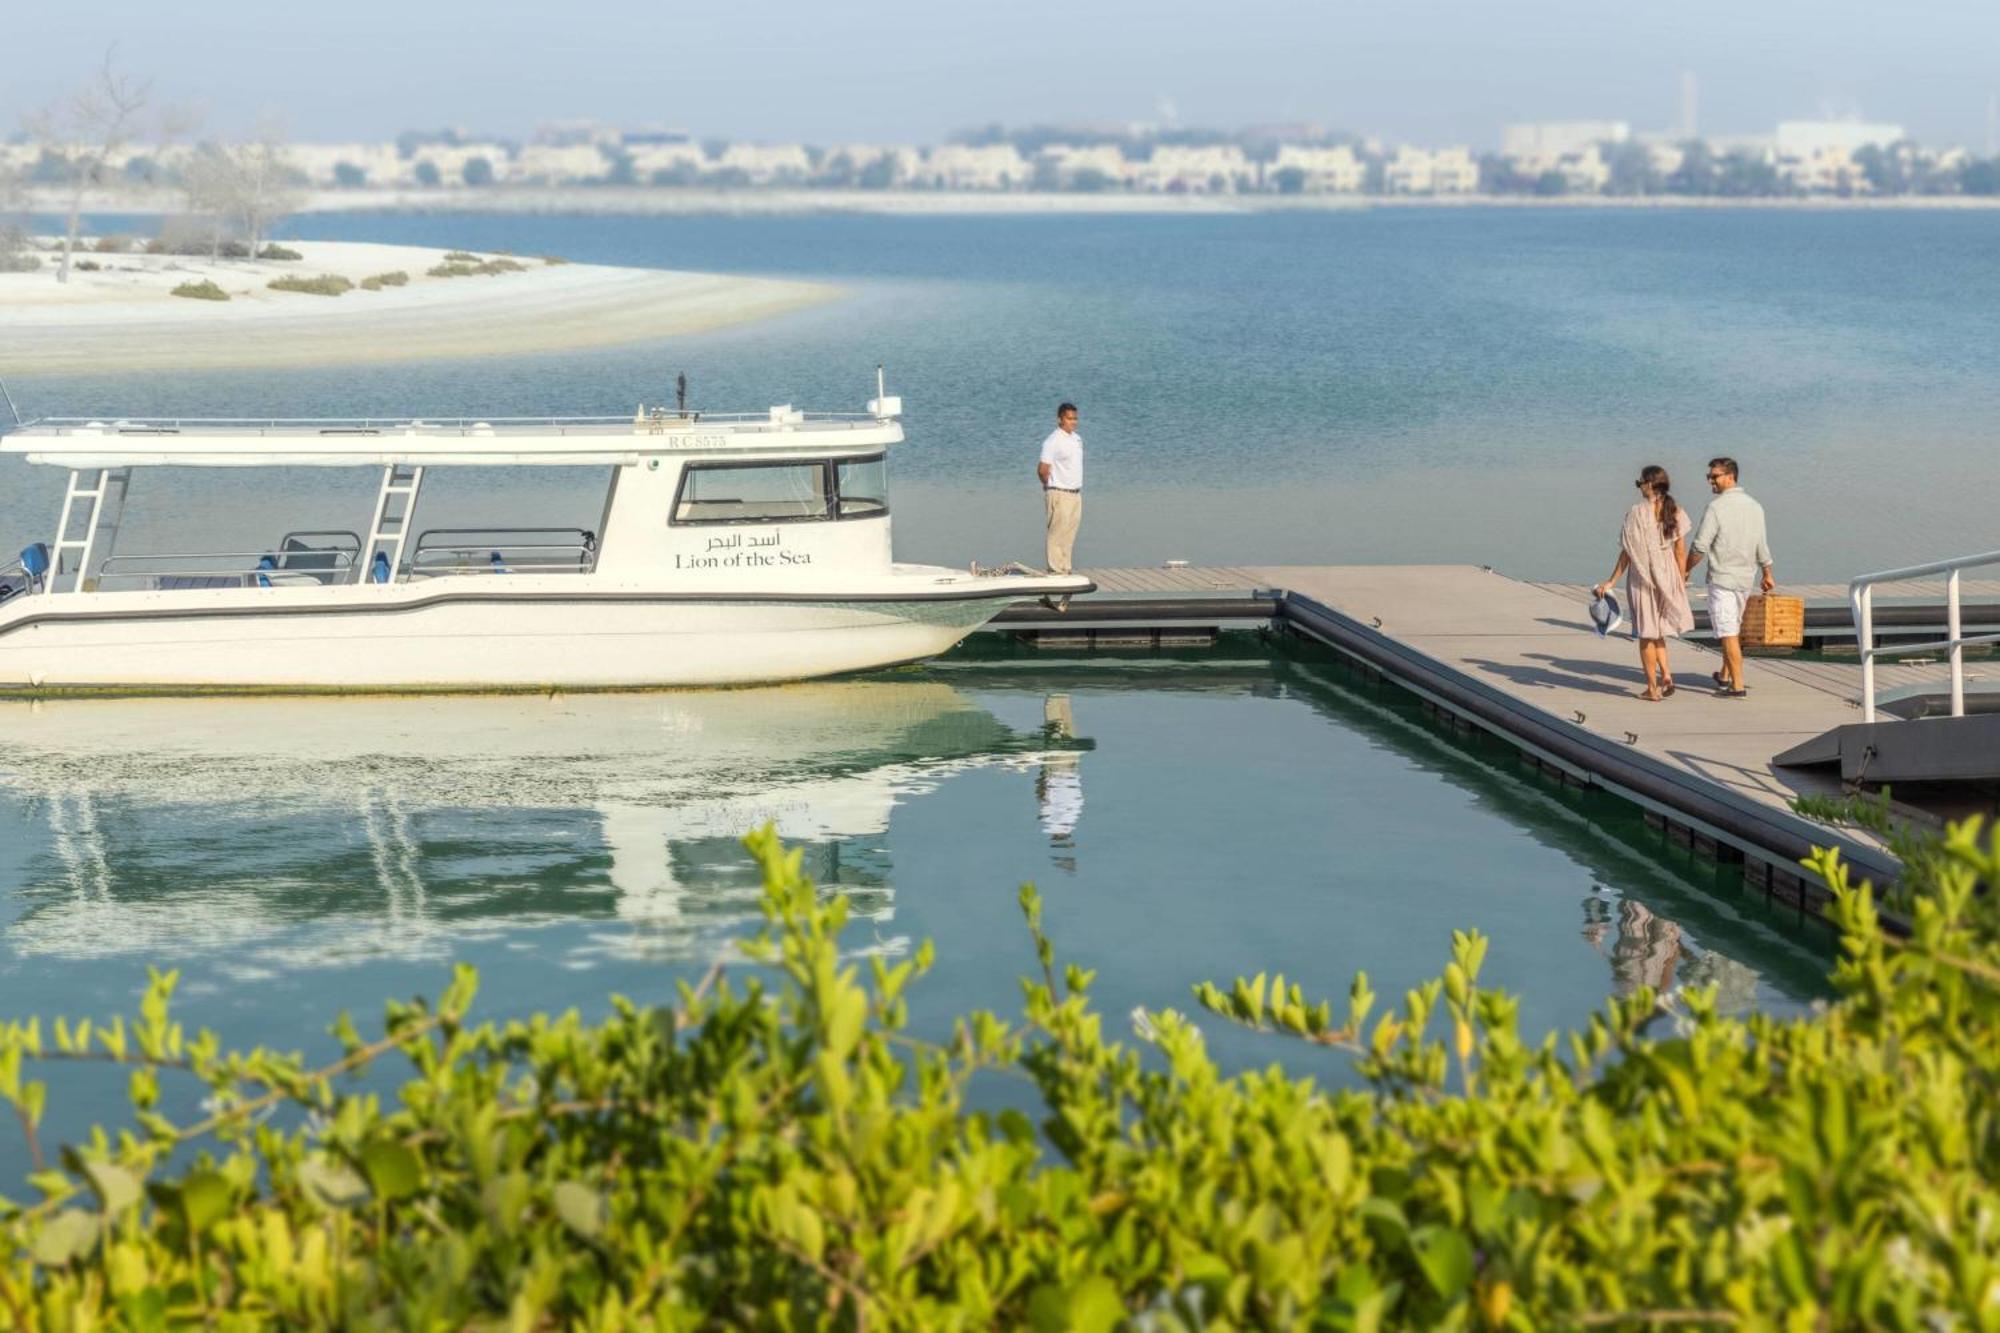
[0,407,904,469]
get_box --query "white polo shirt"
[1040,427,1083,490]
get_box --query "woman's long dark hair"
[1638,464,1678,542]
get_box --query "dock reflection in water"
[0,683,1065,973]
[0,651,1831,1073]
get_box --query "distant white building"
[1774,121,1905,158]
[717,143,812,184]
[627,141,708,181]
[1037,144,1130,188]
[1134,144,1251,193]
[1270,144,1364,192]
[1502,120,1630,160]
[1642,140,1687,177]
[1384,147,1436,194]
[513,143,608,184]
[824,144,921,185]
[1429,147,1479,193]
[400,143,509,186]
[289,142,404,187]
[920,144,1027,189]
[1777,145,1868,194]
[1559,146,1610,193]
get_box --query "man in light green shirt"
[1684,456,1774,697]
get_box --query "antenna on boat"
[876,363,886,403]
[676,372,687,418]
[0,376,21,429]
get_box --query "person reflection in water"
[1582,892,1684,997]
[1036,694,1083,872]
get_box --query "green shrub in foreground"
[358,271,409,291]
[0,820,1994,1328]
[266,274,353,297]
[168,280,229,301]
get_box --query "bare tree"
[0,166,34,271]
[23,47,151,284]
[181,119,305,260]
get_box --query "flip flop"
[1661,679,1677,697]
[1716,686,1748,699]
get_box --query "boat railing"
[94,530,362,591]
[1851,547,2000,722]
[11,412,886,439]
[409,528,598,577]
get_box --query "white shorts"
[1708,586,1749,639]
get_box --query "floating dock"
[990,566,2000,915]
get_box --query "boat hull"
[0,588,1051,692]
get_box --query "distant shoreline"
[31,185,2000,218]
[0,239,839,376]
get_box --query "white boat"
[0,381,1092,692]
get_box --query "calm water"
[8,206,2000,577]
[0,641,1830,1171]
[0,208,1909,1157]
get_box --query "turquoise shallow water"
[8,206,1998,578]
[0,641,1832,1175]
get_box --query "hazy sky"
[11,1,2000,149]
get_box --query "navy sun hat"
[1588,589,1623,638]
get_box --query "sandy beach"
[0,240,839,376]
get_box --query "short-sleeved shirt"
[1040,427,1083,490]
[1689,488,1772,593]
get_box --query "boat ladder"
[51,467,129,593]
[362,464,426,584]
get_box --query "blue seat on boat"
[21,543,50,583]
[279,537,348,585]
[371,551,391,584]
[256,554,277,589]
[489,550,508,574]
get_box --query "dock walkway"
[1019,566,1990,909]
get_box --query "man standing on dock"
[1685,457,1774,698]
[1037,402,1084,611]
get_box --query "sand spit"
[0,240,840,376]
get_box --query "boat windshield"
[673,456,890,525]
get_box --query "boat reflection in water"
[0,682,1085,971]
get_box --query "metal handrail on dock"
[1851,548,2000,722]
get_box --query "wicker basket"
[1738,593,1804,649]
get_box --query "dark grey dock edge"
[987,584,1905,925]
[1272,592,1896,922]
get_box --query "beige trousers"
[1044,489,1082,575]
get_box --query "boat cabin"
[0,390,905,599]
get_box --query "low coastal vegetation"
[427,256,529,278]
[0,820,1993,1326]
[255,244,302,261]
[167,280,229,301]
[266,273,354,297]
[358,271,409,291]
